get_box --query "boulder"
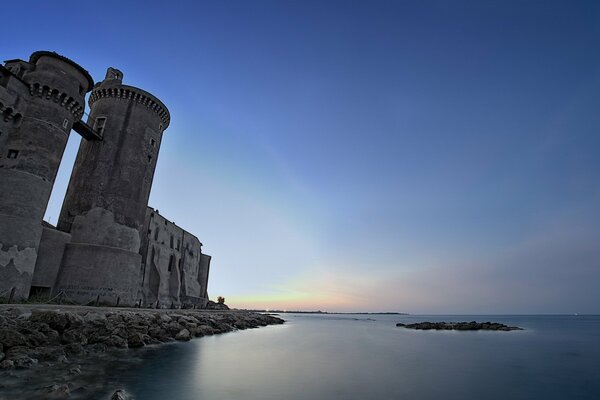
[175,329,191,341]
[111,389,133,400]
[127,333,145,348]
[0,329,27,348]
[45,383,70,399]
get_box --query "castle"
[0,51,211,308]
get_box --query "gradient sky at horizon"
[4,0,600,313]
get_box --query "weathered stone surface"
[111,389,133,400]
[0,328,27,348]
[127,333,145,348]
[45,383,70,399]
[175,328,191,341]
[396,321,523,331]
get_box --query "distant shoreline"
[243,309,409,315]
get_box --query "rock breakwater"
[0,305,284,399]
[396,321,523,331]
[0,305,284,369]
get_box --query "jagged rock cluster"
[0,307,284,369]
[396,321,523,331]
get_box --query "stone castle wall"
[0,52,211,308]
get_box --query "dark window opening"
[170,235,174,249]
[150,138,156,147]
[148,154,152,163]
[168,255,174,272]
[29,286,51,299]
[7,149,19,159]
[93,117,107,136]
[154,227,159,240]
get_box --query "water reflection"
[104,314,600,400]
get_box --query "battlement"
[27,82,85,119]
[89,84,170,128]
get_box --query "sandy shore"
[0,304,284,399]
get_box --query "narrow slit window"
[7,149,19,159]
[148,155,153,163]
[150,138,156,147]
[170,235,174,249]
[93,117,107,136]
[168,255,174,272]
[154,227,159,241]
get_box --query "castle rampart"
[0,52,93,300]
[0,52,211,308]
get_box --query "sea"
[102,314,600,400]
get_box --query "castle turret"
[54,68,170,305]
[0,52,93,300]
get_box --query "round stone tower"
[0,51,93,300]
[55,68,170,305]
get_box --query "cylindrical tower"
[0,51,92,300]
[54,68,170,305]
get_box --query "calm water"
[103,314,600,399]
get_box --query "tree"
[217,296,225,304]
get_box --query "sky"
[4,0,600,313]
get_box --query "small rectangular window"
[7,149,19,159]
[170,235,174,249]
[150,138,156,147]
[154,228,159,240]
[62,119,69,129]
[168,255,174,272]
[93,117,107,136]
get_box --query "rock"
[69,366,82,375]
[111,389,132,400]
[30,310,71,331]
[127,333,145,348]
[396,321,523,331]
[165,321,183,335]
[175,328,191,341]
[45,383,70,399]
[0,329,27,348]
[64,343,83,356]
[103,335,128,348]
[191,325,215,337]
[156,314,172,324]
[0,359,14,369]
[61,328,88,345]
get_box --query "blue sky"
[5,0,600,313]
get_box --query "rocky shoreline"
[396,321,523,331]
[0,305,284,399]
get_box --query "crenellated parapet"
[27,83,85,119]
[89,85,170,128]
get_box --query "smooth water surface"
[105,314,600,399]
